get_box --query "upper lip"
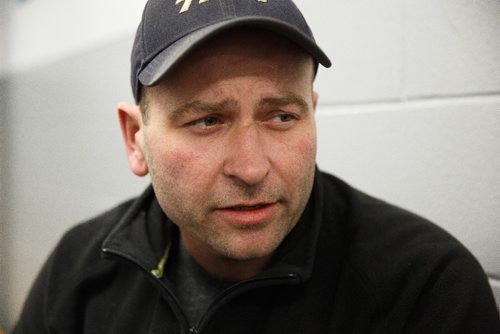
[221,202,274,210]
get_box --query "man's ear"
[118,102,149,177]
[312,91,319,111]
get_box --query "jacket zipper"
[102,248,193,332]
[103,247,300,334]
[192,273,300,333]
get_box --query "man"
[14,0,500,333]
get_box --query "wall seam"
[488,275,500,283]
[318,92,500,108]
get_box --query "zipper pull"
[188,327,199,334]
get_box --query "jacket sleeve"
[404,248,500,333]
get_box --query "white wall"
[1,0,499,329]
[0,0,11,329]
[306,0,500,306]
[1,1,149,329]
[3,0,147,75]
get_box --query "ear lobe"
[118,102,149,177]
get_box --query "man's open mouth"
[230,204,267,211]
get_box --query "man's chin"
[216,242,280,262]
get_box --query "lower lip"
[216,203,278,227]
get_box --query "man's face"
[139,30,317,267]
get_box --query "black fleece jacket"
[13,171,500,333]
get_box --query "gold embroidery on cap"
[176,0,191,13]
[176,0,210,13]
[176,0,267,14]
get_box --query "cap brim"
[138,16,331,87]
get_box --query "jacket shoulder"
[317,171,499,331]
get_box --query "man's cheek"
[160,147,218,200]
[282,136,317,167]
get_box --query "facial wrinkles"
[168,99,239,124]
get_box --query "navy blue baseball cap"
[131,0,332,102]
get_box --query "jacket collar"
[102,170,325,283]
[102,185,172,274]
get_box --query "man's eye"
[190,116,220,128]
[272,113,296,122]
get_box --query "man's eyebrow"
[167,93,308,121]
[168,99,239,122]
[259,93,309,113]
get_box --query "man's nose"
[223,123,270,186]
